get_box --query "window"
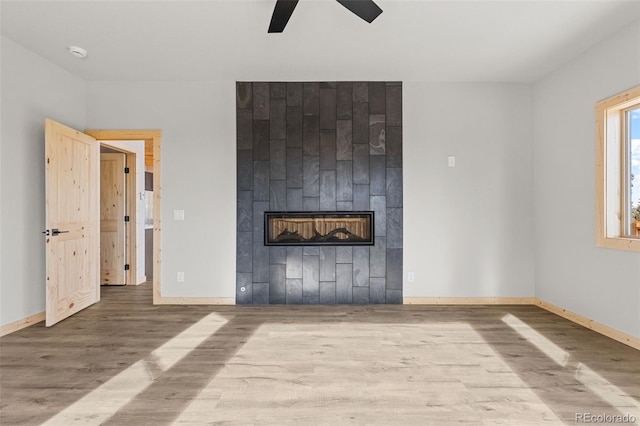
[595,86,640,251]
[623,106,640,236]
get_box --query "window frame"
[595,85,640,252]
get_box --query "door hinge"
[124,167,130,174]
[124,264,130,271]
[124,215,130,222]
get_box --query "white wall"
[0,36,86,325]
[85,80,535,301]
[8,24,634,340]
[404,83,535,297]
[86,82,237,298]
[533,21,640,338]
[100,140,146,284]
[0,36,536,326]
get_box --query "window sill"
[596,236,640,252]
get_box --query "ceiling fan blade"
[336,0,383,23]
[268,0,300,33]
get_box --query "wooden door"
[45,119,100,326]
[100,153,127,285]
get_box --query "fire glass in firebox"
[265,212,374,246]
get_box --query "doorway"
[99,143,142,286]
[86,130,163,304]
[44,121,163,326]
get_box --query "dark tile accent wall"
[236,82,402,304]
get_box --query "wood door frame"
[86,130,163,303]
[99,145,136,285]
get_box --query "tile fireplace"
[236,81,402,304]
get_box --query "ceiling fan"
[268,0,383,33]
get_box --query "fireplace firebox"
[265,212,374,246]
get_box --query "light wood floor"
[1,283,639,425]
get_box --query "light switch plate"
[174,210,185,221]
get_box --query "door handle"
[42,230,50,236]
[51,228,69,236]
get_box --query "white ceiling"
[1,0,639,83]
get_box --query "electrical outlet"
[448,156,456,167]
[408,272,415,282]
[174,210,185,221]
[177,271,184,282]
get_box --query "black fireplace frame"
[264,211,375,246]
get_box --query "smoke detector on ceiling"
[67,46,88,59]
